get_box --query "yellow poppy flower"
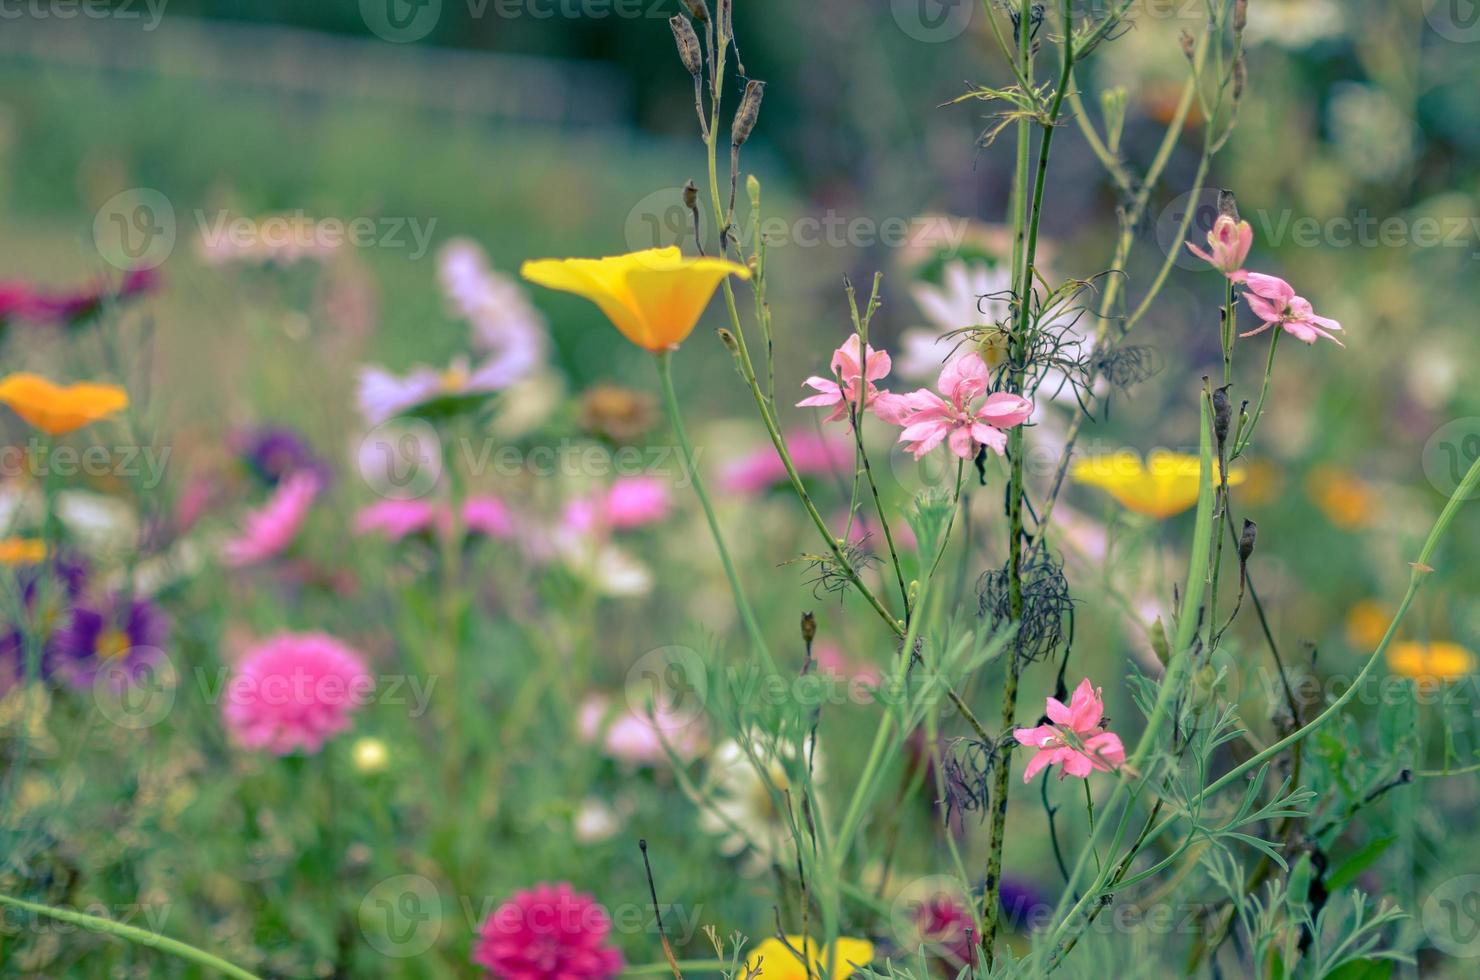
[520,247,750,352]
[1387,642,1476,682]
[1305,465,1377,531]
[1345,600,1391,650]
[0,537,45,566]
[743,936,874,979]
[1070,450,1245,519]
[0,373,129,436]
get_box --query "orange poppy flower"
[0,373,129,435]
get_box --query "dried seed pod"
[717,327,739,353]
[731,79,765,146]
[1217,189,1240,223]
[717,0,732,43]
[680,0,709,23]
[682,179,698,211]
[1233,0,1248,33]
[800,611,817,646]
[1233,55,1247,101]
[1213,385,1232,447]
[1179,29,1195,61]
[1238,519,1258,564]
[669,15,702,77]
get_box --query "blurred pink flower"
[876,353,1033,459]
[719,430,852,495]
[463,495,516,538]
[472,882,624,980]
[222,471,319,567]
[1187,215,1253,278]
[812,642,882,690]
[603,476,670,529]
[1013,678,1126,781]
[798,335,894,422]
[438,238,548,383]
[1240,273,1345,346]
[221,632,372,755]
[354,495,516,543]
[577,695,705,765]
[0,268,158,327]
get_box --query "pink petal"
[947,426,978,459]
[1243,292,1286,323]
[1066,678,1103,732]
[864,347,893,382]
[1083,732,1126,771]
[1060,750,1094,779]
[1241,272,1295,303]
[1013,725,1057,748]
[938,352,990,404]
[1022,748,1055,782]
[978,392,1034,428]
[1043,696,1073,727]
[970,423,1008,456]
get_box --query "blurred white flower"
[55,490,138,557]
[1328,83,1417,183]
[900,261,1012,380]
[1243,0,1344,48]
[700,734,823,873]
[572,798,622,843]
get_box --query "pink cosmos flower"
[718,430,852,495]
[577,695,705,765]
[221,632,372,755]
[1186,214,1253,279]
[472,883,625,980]
[1012,678,1126,781]
[875,353,1033,460]
[602,476,670,529]
[463,495,517,538]
[354,496,517,543]
[1239,273,1345,346]
[222,471,319,567]
[798,335,894,422]
[437,239,548,387]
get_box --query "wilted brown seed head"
[1179,30,1196,60]
[1233,56,1247,100]
[670,16,702,77]
[682,179,699,211]
[680,0,709,23]
[800,612,817,646]
[1213,385,1232,446]
[717,327,740,353]
[578,384,659,443]
[1233,0,1248,32]
[731,79,765,146]
[1217,189,1240,223]
[717,0,732,41]
[1239,519,1258,563]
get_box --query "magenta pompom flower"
[222,632,372,755]
[222,471,320,567]
[472,882,625,980]
[1013,678,1126,781]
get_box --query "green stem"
[0,893,261,980]
[1231,329,1281,460]
[655,350,772,668]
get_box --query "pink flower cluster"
[576,694,705,766]
[222,471,320,567]
[797,336,1033,461]
[221,632,372,755]
[1187,214,1344,347]
[560,477,671,535]
[354,494,516,543]
[1013,678,1126,781]
[472,883,624,980]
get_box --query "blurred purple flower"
[232,425,331,487]
[49,594,171,690]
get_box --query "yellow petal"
[0,373,129,436]
[1070,450,1244,519]
[1388,642,1476,682]
[521,248,749,352]
[0,537,45,566]
[743,937,809,980]
[818,938,875,978]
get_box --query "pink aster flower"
[875,353,1033,460]
[577,694,705,765]
[472,882,625,980]
[1239,273,1345,346]
[798,335,894,422]
[353,499,440,541]
[718,430,852,495]
[222,471,319,567]
[602,476,670,529]
[463,495,516,538]
[1012,678,1126,781]
[1186,214,1253,279]
[221,632,372,755]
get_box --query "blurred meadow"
[2,0,1480,977]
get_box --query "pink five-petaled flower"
[222,471,320,567]
[1186,214,1253,279]
[1239,273,1345,346]
[875,352,1033,460]
[221,632,373,755]
[797,335,893,422]
[472,882,625,980]
[1013,678,1126,781]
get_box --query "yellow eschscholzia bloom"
[0,373,128,436]
[0,537,45,566]
[1070,450,1245,519]
[743,936,875,980]
[520,247,749,352]
[1387,642,1476,682]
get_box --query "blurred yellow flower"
[351,737,389,774]
[1070,450,1245,519]
[1387,642,1476,682]
[520,247,749,352]
[743,936,874,980]
[0,537,45,566]
[1345,600,1391,650]
[0,373,128,436]
[1305,465,1377,531]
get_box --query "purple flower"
[232,425,331,487]
[50,595,171,690]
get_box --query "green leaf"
[1325,836,1398,893]
[1323,959,1394,980]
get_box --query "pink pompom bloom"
[1013,678,1126,781]
[222,471,319,567]
[1239,273,1345,346]
[1187,214,1253,279]
[222,632,373,755]
[876,353,1033,460]
[472,883,625,980]
[798,335,894,422]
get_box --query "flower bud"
[669,15,702,77]
[717,328,740,354]
[746,173,761,211]
[731,79,765,146]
